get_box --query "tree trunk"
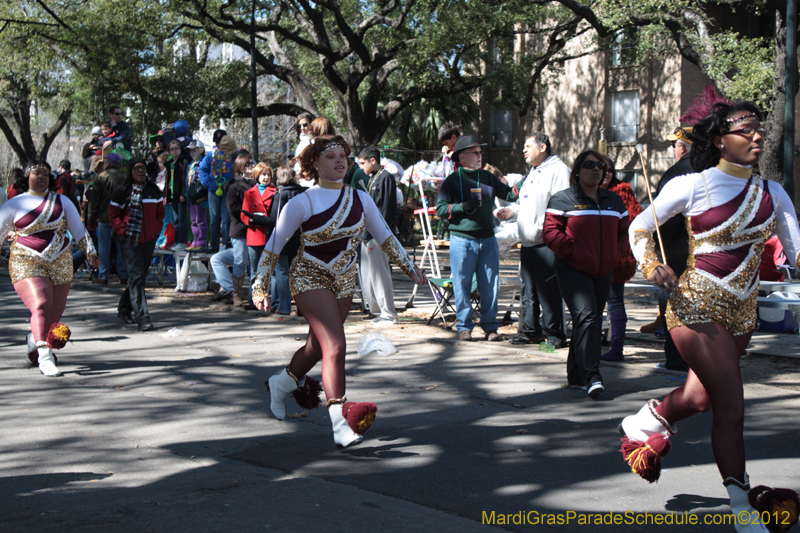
[0,98,71,167]
[37,109,72,162]
[761,8,786,183]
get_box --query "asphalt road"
[1,275,798,533]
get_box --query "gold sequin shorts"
[666,269,757,336]
[9,246,73,286]
[289,256,358,299]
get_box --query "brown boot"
[639,313,663,333]
[232,275,244,307]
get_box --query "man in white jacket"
[507,133,570,348]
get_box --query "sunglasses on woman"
[581,160,605,170]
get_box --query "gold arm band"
[381,235,416,279]
[251,251,279,303]
[633,229,661,279]
[78,235,98,264]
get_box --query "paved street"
[1,273,799,532]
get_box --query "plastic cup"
[470,187,482,206]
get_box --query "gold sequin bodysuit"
[665,177,775,334]
[289,186,366,298]
[252,184,417,303]
[2,191,97,285]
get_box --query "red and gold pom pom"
[46,323,71,350]
[749,485,800,533]
[620,434,671,483]
[342,402,377,434]
[292,376,323,410]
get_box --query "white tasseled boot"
[725,475,768,532]
[26,333,37,366]
[328,401,363,449]
[266,367,298,420]
[620,399,676,441]
[36,343,62,377]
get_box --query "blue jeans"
[210,237,248,291]
[97,222,127,280]
[207,189,229,251]
[248,246,264,292]
[270,256,291,314]
[172,201,188,245]
[607,282,626,315]
[449,235,499,333]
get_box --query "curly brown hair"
[294,135,352,183]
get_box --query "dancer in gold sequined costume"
[0,160,99,377]
[620,101,800,532]
[252,135,427,448]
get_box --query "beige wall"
[479,35,720,203]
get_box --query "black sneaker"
[509,332,545,345]
[117,312,136,325]
[211,289,233,302]
[545,337,567,349]
[588,381,604,399]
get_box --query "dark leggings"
[554,258,612,387]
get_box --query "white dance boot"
[328,402,363,449]
[725,474,800,533]
[36,343,62,377]
[619,400,676,483]
[266,368,298,420]
[26,333,37,366]
[725,475,768,533]
[620,399,676,441]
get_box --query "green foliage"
[704,33,776,112]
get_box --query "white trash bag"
[357,332,398,357]
[162,327,182,338]
[186,261,210,293]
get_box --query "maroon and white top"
[630,161,800,333]
[0,191,95,263]
[263,183,394,276]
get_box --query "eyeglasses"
[581,160,605,170]
[299,123,310,129]
[112,112,122,116]
[725,125,766,140]
[132,165,147,172]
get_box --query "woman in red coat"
[241,163,277,305]
[600,156,642,361]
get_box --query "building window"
[491,108,513,148]
[616,170,640,200]
[610,91,640,143]
[610,28,637,67]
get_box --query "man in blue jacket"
[108,106,131,152]
[198,130,237,253]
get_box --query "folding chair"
[427,275,479,329]
[405,175,444,308]
[147,248,177,286]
